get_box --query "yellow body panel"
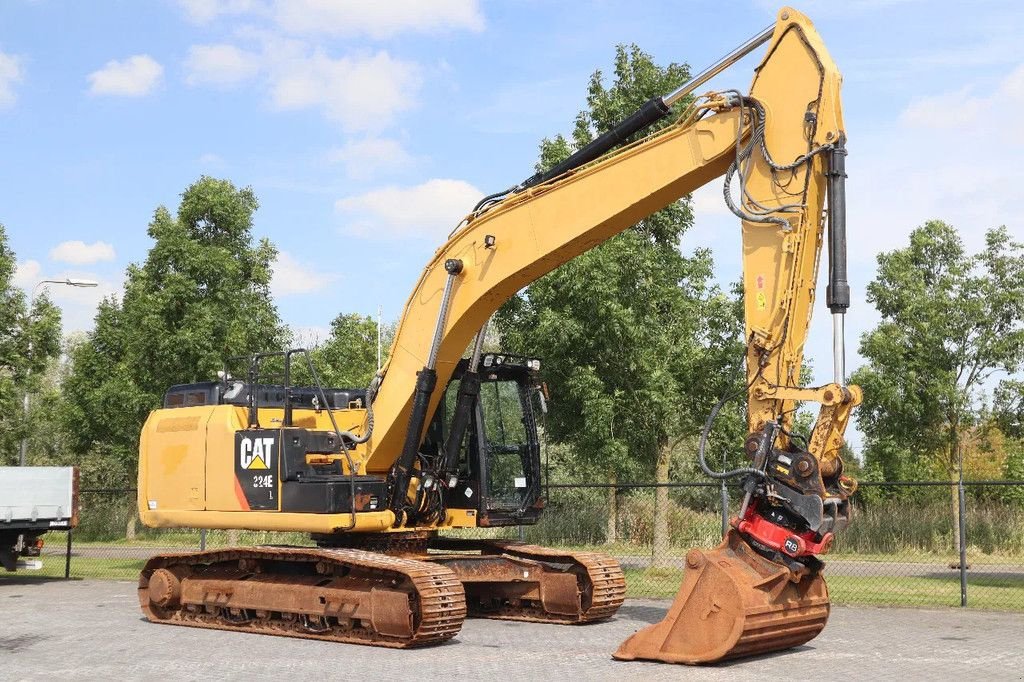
[139,406,210,511]
[140,509,397,533]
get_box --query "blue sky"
[2,0,1023,451]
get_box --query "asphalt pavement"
[1,578,1021,680]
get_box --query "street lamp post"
[19,278,99,466]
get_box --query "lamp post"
[19,278,99,466]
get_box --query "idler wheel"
[148,568,183,608]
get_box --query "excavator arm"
[367,6,858,514]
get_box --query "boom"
[366,7,857,485]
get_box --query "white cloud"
[175,0,483,38]
[690,184,729,217]
[273,0,484,38]
[13,261,120,333]
[271,251,338,297]
[326,138,414,180]
[12,259,41,289]
[267,50,420,132]
[899,84,982,130]
[184,44,261,87]
[0,50,23,109]
[49,240,116,265]
[850,62,1024,264]
[900,64,1024,135]
[198,152,225,166]
[87,55,163,97]
[179,0,470,131]
[336,178,482,240]
[176,0,261,24]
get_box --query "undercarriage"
[138,533,626,647]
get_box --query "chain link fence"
[9,481,1023,611]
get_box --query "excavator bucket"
[613,529,829,665]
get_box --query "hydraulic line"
[825,141,851,383]
[473,24,775,216]
[439,320,489,485]
[696,384,769,481]
[389,259,464,520]
[298,349,360,531]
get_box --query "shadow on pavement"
[615,603,668,624]
[0,575,80,586]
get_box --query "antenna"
[376,305,382,369]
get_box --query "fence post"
[958,469,968,607]
[64,528,72,579]
[614,486,621,545]
[200,528,207,551]
[720,480,729,537]
[719,449,729,537]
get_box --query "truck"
[0,466,78,571]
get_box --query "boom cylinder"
[519,23,774,192]
[439,321,488,484]
[520,98,670,190]
[389,259,463,518]
[661,24,774,107]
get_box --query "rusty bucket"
[613,529,829,665]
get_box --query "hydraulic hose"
[697,386,768,480]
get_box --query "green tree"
[496,45,746,557]
[62,177,285,487]
[309,312,394,388]
[993,379,1024,439]
[993,380,1024,505]
[851,221,1024,549]
[0,224,62,465]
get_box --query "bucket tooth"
[613,529,829,665]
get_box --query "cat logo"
[240,436,275,470]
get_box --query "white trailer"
[0,466,78,571]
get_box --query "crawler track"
[429,539,626,624]
[138,546,466,648]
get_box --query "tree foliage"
[852,221,1024,481]
[310,312,394,388]
[61,177,285,486]
[0,224,62,465]
[496,45,746,482]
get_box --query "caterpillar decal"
[234,430,279,510]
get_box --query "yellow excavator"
[136,7,860,664]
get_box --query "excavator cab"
[423,353,544,527]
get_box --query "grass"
[622,566,1024,611]
[828,574,1024,611]
[0,556,144,581]
[5,551,1023,612]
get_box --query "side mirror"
[533,385,548,415]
